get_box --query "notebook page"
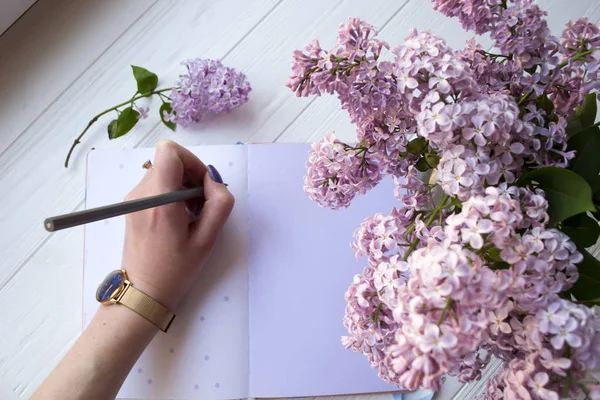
[84,145,249,400]
[247,144,400,397]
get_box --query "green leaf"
[569,246,600,301]
[487,247,503,262]
[566,93,598,138]
[576,297,600,305]
[491,261,511,270]
[406,137,428,155]
[449,197,462,208]
[523,167,596,226]
[567,126,600,188]
[107,107,139,139]
[535,94,554,114]
[425,153,440,168]
[579,93,597,128]
[131,65,158,96]
[566,118,585,139]
[159,102,176,131]
[591,175,600,196]
[415,157,430,172]
[107,119,118,139]
[561,213,600,248]
[524,66,537,75]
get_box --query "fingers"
[190,170,235,250]
[153,140,207,192]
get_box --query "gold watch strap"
[119,285,176,332]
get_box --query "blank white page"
[247,144,399,397]
[84,145,249,400]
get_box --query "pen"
[44,186,205,232]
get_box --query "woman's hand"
[34,140,234,400]
[121,140,234,310]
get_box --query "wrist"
[94,302,159,335]
[96,269,178,332]
[123,274,181,312]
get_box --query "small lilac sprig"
[64,59,251,167]
[166,59,251,127]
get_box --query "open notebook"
[83,144,400,400]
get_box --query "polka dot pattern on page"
[205,355,210,361]
[215,383,220,388]
[194,384,199,390]
[224,295,229,301]
[148,379,153,384]
[137,368,143,373]
[169,348,175,354]
[200,315,205,321]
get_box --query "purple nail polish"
[208,165,223,184]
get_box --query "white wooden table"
[1,1,599,399]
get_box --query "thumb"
[190,168,235,250]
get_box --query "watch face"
[96,270,125,303]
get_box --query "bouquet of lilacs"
[64,58,251,167]
[287,1,600,399]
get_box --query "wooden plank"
[135,0,416,148]
[0,224,83,397]
[0,0,279,290]
[0,0,155,154]
[0,0,420,396]
[0,0,36,36]
[3,0,600,398]
[0,0,280,396]
[0,0,409,291]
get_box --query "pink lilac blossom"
[343,261,405,384]
[559,18,600,109]
[393,167,434,211]
[305,132,383,209]
[479,298,600,399]
[431,0,503,34]
[383,242,508,390]
[289,2,600,396]
[167,58,251,127]
[135,106,150,119]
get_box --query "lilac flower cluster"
[432,0,556,70]
[386,243,507,390]
[167,58,251,127]
[559,18,600,113]
[287,1,600,398]
[478,298,600,400]
[305,132,383,208]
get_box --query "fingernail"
[208,165,224,184]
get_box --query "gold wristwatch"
[96,270,176,332]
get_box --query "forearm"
[33,305,158,400]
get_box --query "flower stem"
[563,346,572,398]
[372,302,383,323]
[516,48,600,108]
[557,48,600,69]
[517,90,533,106]
[437,297,453,325]
[477,50,511,60]
[64,87,173,168]
[402,195,450,261]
